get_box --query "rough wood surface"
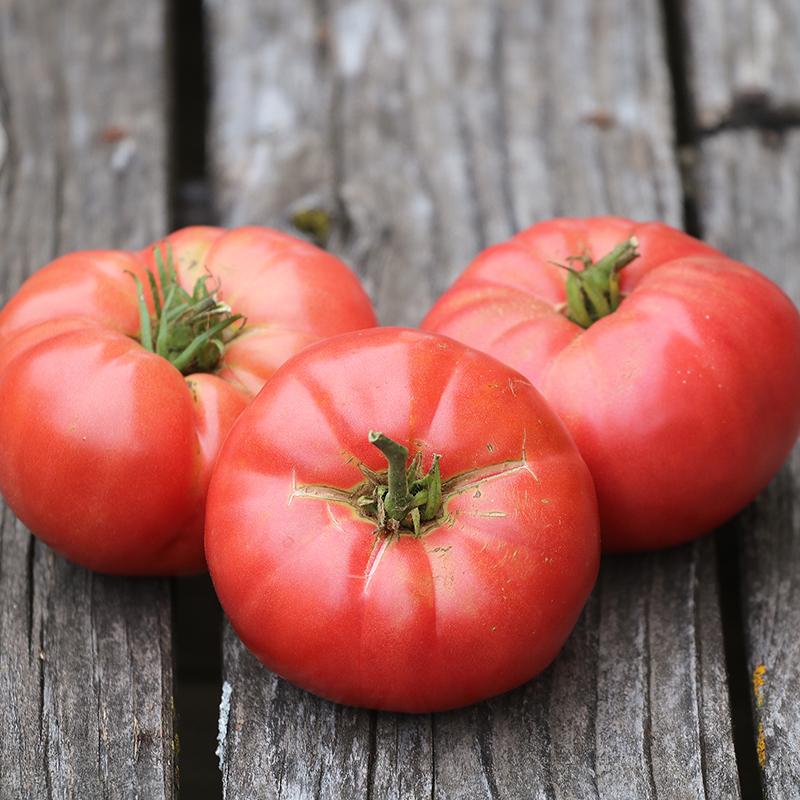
[0,1,175,797]
[209,1,742,798]
[696,129,800,799]
[685,0,800,128]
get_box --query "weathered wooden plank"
[696,131,800,304]
[684,0,800,128]
[695,129,800,799]
[209,0,739,797]
[0,1,174,797]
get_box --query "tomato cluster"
[1,217,797,712]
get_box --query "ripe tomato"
[205,328,599,711]
[422,216,800,551]
[0,226,376,574]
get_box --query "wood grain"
[696,129,800,799]
[0,1,175,797]
[208,0,739,796]
[684,0,800,128]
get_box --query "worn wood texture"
[0,1,175,798]
[696,129,800,799]
[208,0,740,797]
[685,0,800,128]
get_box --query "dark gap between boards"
[169,0,215,229]
[173,576,223,800]
[659,0,701,237]
[169,0,222,797]
[715,530,763,799]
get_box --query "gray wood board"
[0,1,175,798]
[684,0,800,128]
[696,129,800,799]
[208,0,739,797]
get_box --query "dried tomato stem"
[368,432,412,521]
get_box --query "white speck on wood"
[110,137,136,172]
[216,680,233,770]
[0,121,7,171]
[253,87,296,134]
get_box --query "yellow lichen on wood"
[752,663,767,707]
[756,721,767,769]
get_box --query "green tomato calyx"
[357,431,443,537]
[128,245,245,375]
[561,237,639,328]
